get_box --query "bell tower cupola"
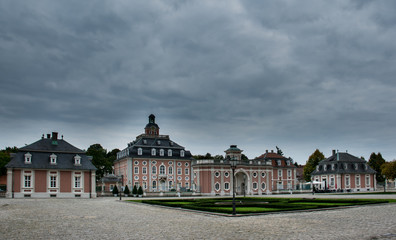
[145,114,160,136]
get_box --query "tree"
[137,186,143,196]
[276,146,284,156]
[112,185,119,195]
[87,144,112,180]
[132,185,138,196]
[303,149,325,182]
[241,154,249,161]
[381,160,396,180]
[124,185,130,196]
[368,152,386,182]
[0,147,18,175]
[106,148,120,164]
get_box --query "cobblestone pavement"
[0,194,395,240]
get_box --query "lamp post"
[230,157,237,215]
[383,175,386,193]
[119,175,124,201]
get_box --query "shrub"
[132,185,138,195]
[138,186,143,195]
[112,185,119,195]
[124,185,130,195]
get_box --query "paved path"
[0,194,395,239]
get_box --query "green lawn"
[129,197,395,215]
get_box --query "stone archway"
[235,171,249,195]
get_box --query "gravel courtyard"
[1,194,395,240]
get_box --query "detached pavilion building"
[311,150,376,192]
[6,132,97,198]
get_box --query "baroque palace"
[114,114,298,196]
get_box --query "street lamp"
[230,157,237,215]
[383,175,386,193]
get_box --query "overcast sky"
[1,0,395,164]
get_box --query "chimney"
[271,150,274,153]
[47,134,51,139]
[332,150,336,156]
[52,132,58,140]
[266,150,268,153]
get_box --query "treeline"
[192,153,249,160]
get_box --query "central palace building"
[114,114,297,196]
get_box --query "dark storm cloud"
[1,0,396,162]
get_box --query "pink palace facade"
[115,115,297,196]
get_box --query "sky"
[1,0,396,164]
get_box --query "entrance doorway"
[235,172,248,195]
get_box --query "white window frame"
[180,150,185,157]
[50,153,57,165]
[345,175,350,188]
[261,182,266,190]
[278,169,282,178]
[160,149,164,156]
[185,168,189,175]
[224,182,230,190]
[287,170,291,177]
[152,181,157,189]
[356,174,361,186]
[365,175,370,187]
[168,149,172,156]
[160,165,166,175]
[152,166,157,174]
[134,166,139,174]
[24,175,32,188]
[168,180,173,189]
[151,148,156,156]
[48,171,59,189]
[168,166,173,175]
[138,148,143,155]
[177,168,182,175]
[24,152,32,164]
[214,182,220,191]
[252,182,258,190]
[75,176,81,188]
[142,167,147,174]
[74,155,81,165]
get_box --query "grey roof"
[116,134,193,161]
[6,137,96,171]
[311,152,375,175]
[20,138,85,153]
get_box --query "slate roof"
[6,135,96,171]
[116,134,193,161]
[311,152,375,175]
[255,152,296,168]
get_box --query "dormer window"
[355,163,358,170]
[332,164,335,170]
[160,149,164,156]
[286,160,290,166]
[143,139,147,145]
[180,150,185,157]
[316,165,319,171]
[324,165,327,171]
[151,148,156,156]
[277,160,281,166]
[24,152,32,164]
[138,148,142,155]
[157,140,161,145]
[168,149,172,157]
[74,155,81,165]
[344,163,348,170]
[50,153,57,165]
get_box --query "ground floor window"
[214,182,220,191]
[366,175,370,187]
[75,176,81,188]
[224,182,230,190]
[50,176,57,188]
[356,175,360,186]
[345,175,350,187]
[143,182,147,189]
[330,177,335,187]
[168,181,173,189]
[252,182,258,190]
[261,182,266,190]
[152,181,157,189]
[24,175,31,188]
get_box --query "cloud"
[1,0,396,163]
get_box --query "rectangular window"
[50,176,57,188]
[366,175,370,187]
[356,175,360,186]
[75,176,81,188]
[143,182,147,189]
[177,168,182,175]
[134,167,139,174]
[345,176,350,186]
[185,168,189,175]
[278,170,282,178]
[168,166,173,175]
[330,177,335,187]
[142,167,147,174]
[185,182,189,189]
[287,170,291,177]
[24,175,31,188]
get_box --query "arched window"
[24,152,32,164]
[168,149,172,156]
[168,166,173,175]
[180,150,185,157]
[50,153,57,164]
[138,148,142,155]
[160,149,164,156]
[151,148,156,156]
[214,182,220,191]
[152,181,157,189]
[160,165,165,175]
[152,166,157,174]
